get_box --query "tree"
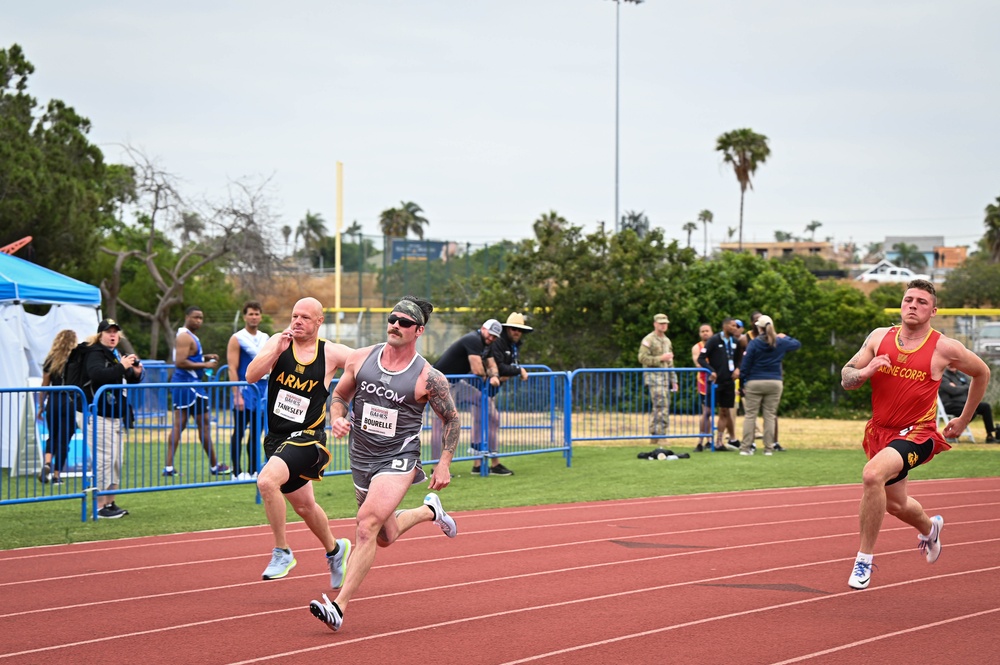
[296,210,327,263]
[715,128,770,251]
[892,242,928,271]
[863,242,883,263]
[620,210,649,238]
[379,201,429,239]
[100,147,278,358]
[774,231,794,242]
[984,196,1000,263]
[532,210,568,237]
[698,209,713,257]
[805,220,822,240]
[682,221,698,248]
[174,211,204,245]
[281,224,292,255]
[0,44,124,274]
[727,226,737,241]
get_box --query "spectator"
[939,366,999,442]
[698,317,743,450]
[431,319,511,475]
[227,300,270,479]
[163,306,229,477]
[82,319,144,518]
[488,312,532,385]
[638,313,679,448]
[691,323,713,452]
[739,315,801,456]
[37,330,80,485]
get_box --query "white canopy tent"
[0,253,101,470]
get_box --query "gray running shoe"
[326,538,351,589]
[309,593,343,632]
[424,492,457,538]
[262,547,296,580]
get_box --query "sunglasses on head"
[387,314,420,328]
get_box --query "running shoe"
[97,503,128,519]
[309,593,343,632]
[918,515,944,563]
[161,467,179,477]
[326,538,351,589]
[210,464,231,475]
[847,558,875,590]
[424,492,457,538]
[38,463,52,483]
[262,547,296,580]
[490,463,514,476]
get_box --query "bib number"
[361,402,399,438]
[273,389,310,423]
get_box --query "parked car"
[856,265,932,283]
[974,322,1000,360]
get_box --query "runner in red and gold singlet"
[841,279,989,592]
[863,326,950,462]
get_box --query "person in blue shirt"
[226,301,271,479]
[739,315,801,455]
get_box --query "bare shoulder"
[325,341,357,367]
[416,365,450,403]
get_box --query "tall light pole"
[612,0,643,234]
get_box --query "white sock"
[856,551,873,564]
[164,465,174,471]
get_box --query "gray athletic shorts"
[351,453,426,507]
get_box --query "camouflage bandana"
[391,299,426,326]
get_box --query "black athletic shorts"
[263,430,330,494]
[885,438,934,486]
[714,381,736,409]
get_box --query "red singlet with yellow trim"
[862,327,950,461]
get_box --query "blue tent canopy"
[0,253,101,306]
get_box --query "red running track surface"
[1,477,998,664]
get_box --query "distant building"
[718,240,836,262]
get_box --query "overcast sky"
[8,1,999,253]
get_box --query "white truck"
[856,264,931,283]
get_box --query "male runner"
[246,297,353,584]
[841,279,989,589]
[308,295,461,632]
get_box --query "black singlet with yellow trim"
[266,339,329,439]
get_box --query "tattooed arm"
[841,328,890,390]
[422,366,459,490]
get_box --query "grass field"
[2,416,997,550]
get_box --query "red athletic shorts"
[862,419,951,462]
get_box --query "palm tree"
[174,212,204,245]
[805,220,822,240]
[864,242,883,263]
[296,211,327,260]
[281,225,292,255]
[774,230,794,242]
[532,210,568,237]
[727,226,737,241]
[715,128,771,251]
[985,196,1000,263]
[620,210,649,238]
[379,201,429,239]
[892,242,928,271]
[697,209,713,257]
[344,220,363,236]
[682,221,698,248]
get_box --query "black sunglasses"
[387,314,420,328]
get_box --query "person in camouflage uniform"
[638,313,679,446]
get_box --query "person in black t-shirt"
[431,319,509,475]
[698,317,743,451]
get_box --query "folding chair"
[936,394,975,443]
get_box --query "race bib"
[273,389,310,423]
[361,402,399,438]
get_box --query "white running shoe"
[262,547,296,580]
[918,515,944,563]
[327,538,351,589]
[309,593,343,632]
[424,493,457,538]
[848,558,874,590]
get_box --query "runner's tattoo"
[841,331,875,389]
[330,395,350,419]
[426,369,460,454]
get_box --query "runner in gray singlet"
[349,343,428,500]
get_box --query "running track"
[2,477,999,664]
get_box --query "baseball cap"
[97,318,122,333]
[734,319,744,328]
[755,315,773,329]
[653,313,669,324]
[483,319,503,337]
